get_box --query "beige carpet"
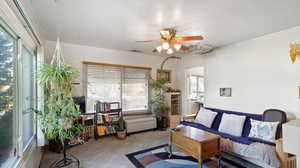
[39,130,169,168]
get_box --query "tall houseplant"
[149,78,170,130]
[34,39,82,168]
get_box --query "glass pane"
[22,47,35,150]
[189,76,197,99]
[123,78,148,111]
[0,26,16,166]
[87,65,121,113]
[198,77,205,93]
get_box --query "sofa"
[182,107,294,168]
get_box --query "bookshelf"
[94,102,123,139]
[165,92,181,128]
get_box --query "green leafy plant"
[114,116,126,132]
[34,63,83,140]
[149,78,171,118]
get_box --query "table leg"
[218,155,222,168]
[198,159,202,168]
[168,145,172,158]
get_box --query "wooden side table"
[169,126,221,168]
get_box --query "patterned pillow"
[248,119,279,143]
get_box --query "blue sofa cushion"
[205,107,262,137]
[181,121,254,145]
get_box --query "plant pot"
[116,130,126,139]
[49,139,63,153]
[156,116,167,130]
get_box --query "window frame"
[84,64,151,114]
[0,17,37,168]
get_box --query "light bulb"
[174,43,182,51]
[166,48,174,54]
[156,46,162,52]
[162,42,170,50]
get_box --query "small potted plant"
[115,117,126,139]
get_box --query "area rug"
[126,144,259,168]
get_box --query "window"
[21,47,36,150]
[123,69,148,111]
[0,20,37,168]
[0,24,17,167]
[86,65,150,114]
[86,65,122,112]
[188,75,205,101]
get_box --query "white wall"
[178,26,300,118]
[45,41,180,97]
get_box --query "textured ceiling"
[30,0,300,55]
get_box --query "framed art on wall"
[220,88,232,97]
[157,69,171,83]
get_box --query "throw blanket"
[221,138,280,168]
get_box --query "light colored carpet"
[39,130,169,168]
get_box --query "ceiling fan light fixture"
[162,42,170,50]
[166,48,174,54]
[174,43,182,51]
[160,30,170,36]
[156,46,162,52]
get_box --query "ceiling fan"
[137,28,204,54]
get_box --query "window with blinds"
[85,64,150,114]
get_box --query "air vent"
[130,49,142,53]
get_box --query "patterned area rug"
[126,144,253,168]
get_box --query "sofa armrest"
[276,139,297,168]
[183,114,197,122]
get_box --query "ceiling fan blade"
[152,49,158,53]
[174,36,203,42]
[136,39,163,43]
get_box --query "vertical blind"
[85,64,150,114]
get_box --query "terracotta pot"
[116,130,126,139]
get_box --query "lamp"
[166,48,174,54]
[174,43,182,51]
[162,42,170,50]
[156,46,162,53]
[283,119,300,167]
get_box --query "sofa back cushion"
[195,108,217,128]
[218,113,246,136]
[206,107,263,137]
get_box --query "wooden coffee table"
[169,126,221,168]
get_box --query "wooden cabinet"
[165,92,181,128]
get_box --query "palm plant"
[149,78,171,119]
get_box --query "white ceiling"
[31,0,300,55]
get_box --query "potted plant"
[149,78,171,130]
[33,40,83,168]
[114,116,126,139]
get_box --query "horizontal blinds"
[86,65,121,113]
[86,64,150,113]
[123,68,149,112]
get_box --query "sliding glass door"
[21,47,36,151]
[0,24,17,167]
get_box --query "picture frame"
[157,69,171,83]
[220,88,232,97]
